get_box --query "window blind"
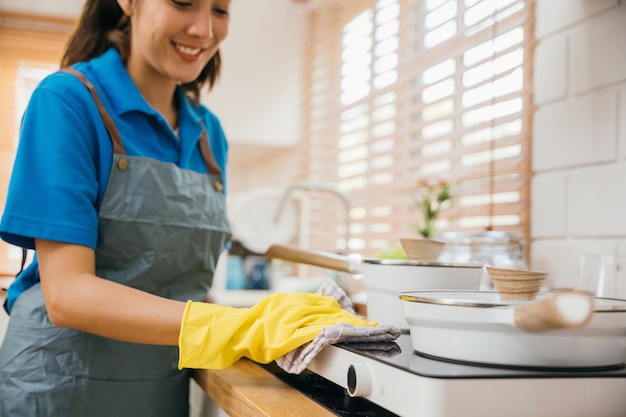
[301,0,534,256]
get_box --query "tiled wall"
[531,0,626,288]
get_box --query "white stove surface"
[306,334,626,417]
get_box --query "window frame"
[0,12,72,275]
[299,0,535,258]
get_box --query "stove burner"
[414,350,626,373]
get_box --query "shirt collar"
[88,48,205,140]
[88,48,157,117]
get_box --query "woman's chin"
[174,72,202,86]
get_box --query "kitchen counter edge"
[192,359,337,417]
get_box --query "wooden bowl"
[400,238,445,262]
[486,266,548,300]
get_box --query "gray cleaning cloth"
[275,278,402,374]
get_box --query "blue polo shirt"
[0,47,228,312]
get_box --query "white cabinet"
[201,0,306,147]
[189,380,229,417]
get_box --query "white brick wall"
[533,90,618,170]
[534,0,618,38]
[533,35,568,105]
[569,6,626,95]
[530,171,567,238]
[531,0,626,288]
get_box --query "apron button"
[213,180,223,192]
[117,158,129,171]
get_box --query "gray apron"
[0,69,232,417]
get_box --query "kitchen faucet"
[273,181,351,253]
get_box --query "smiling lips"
[173,42,204,62]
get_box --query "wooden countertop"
[193,359,336,417]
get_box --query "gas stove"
[303,333,626,417]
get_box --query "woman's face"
[120,0,230,85]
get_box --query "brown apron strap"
[60,68,126,155]
[198,130,223,177]
[61,68,222,179]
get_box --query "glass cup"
[575,253,626,299]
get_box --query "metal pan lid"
[399,290,626,312]
[362,258,483,268]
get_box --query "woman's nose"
[189,13,214,39]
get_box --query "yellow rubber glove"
[178,292,375,370]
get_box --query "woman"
[0,1,372,416]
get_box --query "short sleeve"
[0,74,105,250]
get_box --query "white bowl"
[362,259,483,329]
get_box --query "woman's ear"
[116,0,134,16]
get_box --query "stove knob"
[346,363,372,397]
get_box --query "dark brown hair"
[61,0,220,105]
